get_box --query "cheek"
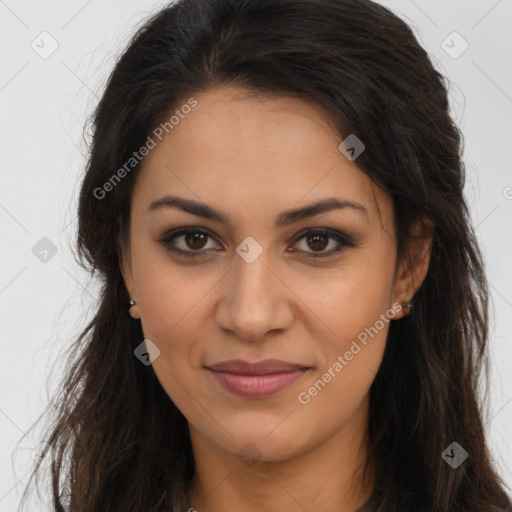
[298,254,395,352]
[294,248,395,408]
[299,283,391,408]
[295,282,391,437]
[134,263,211,416]
[133,240,209,331]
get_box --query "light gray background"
[1,0,511,510]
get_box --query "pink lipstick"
[206,359,310,399]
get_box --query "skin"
[121,85,433,512]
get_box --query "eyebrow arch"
[147,195,369,227]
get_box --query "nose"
[215,248,295,342]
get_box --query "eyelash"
[157,227,357,259]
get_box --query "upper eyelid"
[160,227,221,246]
[160,226,343,242]
[159,226,353,253]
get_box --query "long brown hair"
[19,0,512,510]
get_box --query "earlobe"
[128,299,141,319]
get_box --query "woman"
[20,0,512,511]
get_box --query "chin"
[227,437,304,464]
[216,420,311,463]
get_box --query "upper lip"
[207,359,309,375]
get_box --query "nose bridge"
[234,247,272,302]
[216,239,293,340]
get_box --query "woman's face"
[121,85,425,463]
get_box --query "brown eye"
[159,227,356,260]
[290,228,356,258]
[158,228,220,258]
[306,233,329,252]
[184,232,208,250]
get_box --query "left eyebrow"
[147,195,369,226]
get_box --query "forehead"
[133,85,393,232]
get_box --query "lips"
[206,359,310,398]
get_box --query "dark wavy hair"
[18,0,511,511]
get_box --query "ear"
[392,217,434,319]
[119,242,141,320]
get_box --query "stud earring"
[401,300,412,316]
[128,299,140,319]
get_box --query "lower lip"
[208,369,308,399]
